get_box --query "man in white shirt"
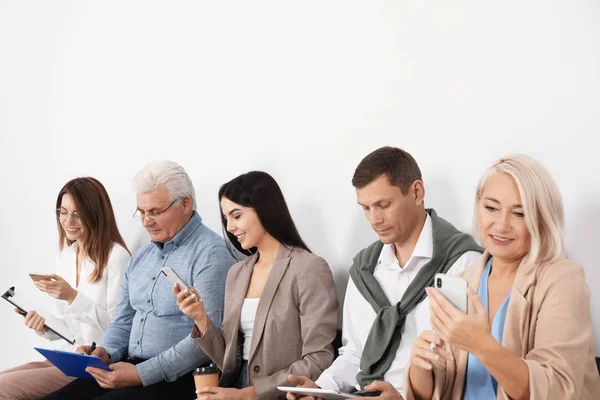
[287,147,482,399]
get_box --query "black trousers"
[41,371,196,400]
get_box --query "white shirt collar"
[62,240,78,253]
[377,213,433,270]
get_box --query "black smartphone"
[353,390,382,397]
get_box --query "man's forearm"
[136,335,210,386]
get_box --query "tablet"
[277,386,358,399]
[35,347,111,379]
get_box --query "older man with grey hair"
[44,161,236,400]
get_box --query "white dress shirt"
[42,242,130,352]
[315,214,481,395]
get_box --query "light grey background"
[1,1,598,370]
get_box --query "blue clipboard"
[34,347,111,379]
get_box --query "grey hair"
[473,154,566,267]
[132,160,197,210]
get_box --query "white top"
[240,297,260,360]
[315,214,482,396]
[41,241,130,352]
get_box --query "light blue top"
[101,212,236,386]
[464,257,511,399]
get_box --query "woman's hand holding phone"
[35,274,78,304]
[29,273,53,282]
[174,285,209,334]
[426,286,492,356]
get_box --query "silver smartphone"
[160,266,200,302]
[433,273,468,313]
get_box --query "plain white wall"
[1,1,598,370]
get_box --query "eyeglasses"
[57,209,81,222]
[133,200,177,223]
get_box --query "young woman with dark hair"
[176,171,339,400]
[0,177,131,399]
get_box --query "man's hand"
[76,345,110,364]
[86,362,142,389]
[286,374,321,400]
[364,381,404,399]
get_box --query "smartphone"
[433,273,468,313]
[29,273,53,282]
[353,390,382,397]
[160,267,199,302]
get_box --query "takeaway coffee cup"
[194,363,219,395]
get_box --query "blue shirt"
[101,212,236,386]
[464,257,511,399]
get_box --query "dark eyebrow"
[357,198,393,207]
[227,208,242,216]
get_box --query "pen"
[88,341,97,355]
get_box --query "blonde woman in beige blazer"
[364,155,600,399]
[176,171,339,400]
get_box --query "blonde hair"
[473,154,566,267]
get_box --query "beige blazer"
[193,245,339,399]
[405,251,600,400]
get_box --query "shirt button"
[161,255,165,259]
[137,340,140,345]
[147,299,151,303]
[152,277,156,281]
[140,318,144,322]
[253,365,260,373]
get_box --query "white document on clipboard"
[2,286,75,344]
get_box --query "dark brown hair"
[218,171,310,256]
[56,177,130,283]
[351,146,422,194]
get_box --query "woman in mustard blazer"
[399,155,600,400]
[176,171,339,400]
